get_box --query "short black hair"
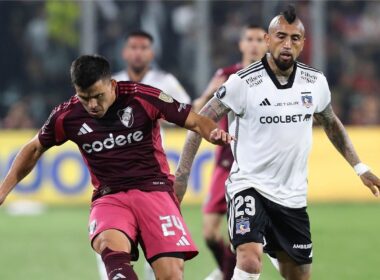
[281,4,297,24]
[241,24,266,38]
[245,24,265,31]
[126,30,154,43]
[70,55,111,90]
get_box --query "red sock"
[206,239,225,269]
[101,247,138,280]
[222,246,236,280]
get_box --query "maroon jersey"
[214,63,242,170]
[38,81,191,200]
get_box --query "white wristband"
[354,163,370,176]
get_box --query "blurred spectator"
[1,101,35,129]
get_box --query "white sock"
[267,254,280,271]
[232,267,260,280]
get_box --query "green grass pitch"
[0,203,379,279]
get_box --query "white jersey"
[216,55,331,208]
[113,69,191,104]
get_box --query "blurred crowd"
[0,0,379,128]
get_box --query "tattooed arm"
[314,104,380,196]
[174,97,231,203]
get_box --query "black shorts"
[227,188,312,265]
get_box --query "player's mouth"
[89,110,101,117]
[279,52,293,61]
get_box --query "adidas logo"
[176,236,190,246]
[78,123,93,135]
[112,273,126,279]
[259,98,271,106]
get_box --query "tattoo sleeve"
[314,104,360,166]
[175,97,230,200]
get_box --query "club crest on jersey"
[158,92,174,103]
[301,95,313,108]
[117,106,134,128]
[236,218,250,235]
[216,86,226,99]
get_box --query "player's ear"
[264,33,270,47]
[238,40,244,53]
[111,79,117,89]
[300,36,305,52]
[149,48,155,61]
[122,40,131,61]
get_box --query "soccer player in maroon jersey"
[0,55,234,280]
[191,25,268,280]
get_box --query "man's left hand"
[360,171,380,197]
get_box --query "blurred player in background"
[175,5,380,280]
[0,55,234,280]
[113,30,191,104]
[192,24,267,280]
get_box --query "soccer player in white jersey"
[174,5,380,280]
[193,25,268,280]
[113,30,191,104]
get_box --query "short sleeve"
[38,106,69,148]
[315,75,332,113]
[135,90,192,127]
[155,92,192,126]
[214,73,247,116]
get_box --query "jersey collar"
[262,55,297,89]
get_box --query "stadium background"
[0,1,379,279]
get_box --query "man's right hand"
[173,181,186,204]
[209,128,235,145]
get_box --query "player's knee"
[203,227,219,241]
[236,243,262,274]
[203,223,219,241]
[202,214,222,240]
[97,237,116,254]
[92,230,130,254]
[279,263,311,280]
[159,265,184,280]
[153,260,184,280]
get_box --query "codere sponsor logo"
[260,114,312,124]
[82,131,143,153]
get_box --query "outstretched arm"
[192,75,227,112]
[0,135,48,205]
[314,104,380,196]
[175,97,231,203]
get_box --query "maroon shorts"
[88,190,198,262]
[203,166,229,214]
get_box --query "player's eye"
[292,36,301,41]
[78,95,89,102]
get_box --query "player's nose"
[283,37,292,48]
[88,98,98,109]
